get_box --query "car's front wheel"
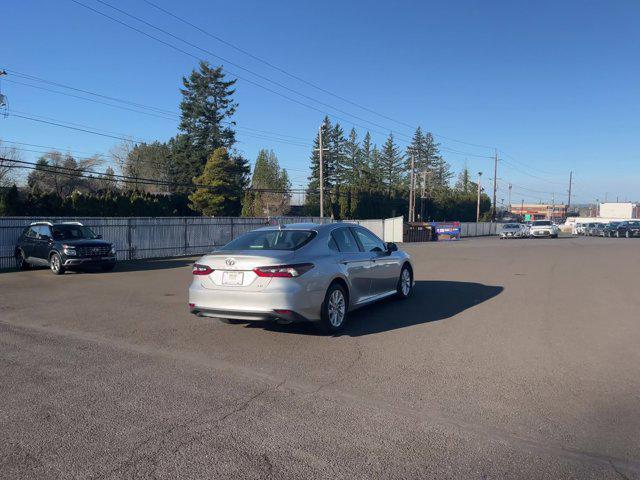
[626,230,631,238]
[317,282,348,334]
[397,264,413,299]
[50,253,65,275]
[15,250,30,270]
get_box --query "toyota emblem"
[225,258,235,266]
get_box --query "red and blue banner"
[430,221,461,241]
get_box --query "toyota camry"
[188,223,413,333]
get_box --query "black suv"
[15,222,116,274]
[613,221,640,238]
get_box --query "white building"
[599,202,639,219]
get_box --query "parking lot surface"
[1,236,640,479]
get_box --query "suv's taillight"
[192,264,213,275]
[253,263,314,278]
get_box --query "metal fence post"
[184,217,188,255]
[230,217,235,240]
[127,218,133,260]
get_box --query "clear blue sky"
[2,0,639,205]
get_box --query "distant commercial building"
[598,202,639,219]
[510,203,567,222]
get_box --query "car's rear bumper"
[63,256,116,267]
[190,306,310,324]
[188,278,325,321]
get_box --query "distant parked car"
[603,222,621,237]
[499,223,526,239]
[589,223,606,237]
[584,222,597,236]
[613,221,640,238]
[575,222,588,235]
[15,221,117,274]
[528,220,559,238]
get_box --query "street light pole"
[476,172,483,222]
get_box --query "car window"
[328,236,340,252]
[219,229,316,251]
[52,225,98,240]
[34,225,51,238]
[24,227,37,238]
[353,228,386,253]
[331,228,360,253]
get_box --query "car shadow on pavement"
[261,280,504,337]
[0,257,196,275]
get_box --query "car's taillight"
[253,263,314,278]
[192,264,213,275]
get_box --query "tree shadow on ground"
[252,280,504,337]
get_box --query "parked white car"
[529,220,559,238]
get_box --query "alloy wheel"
[51,255,61,273]
[401,268,411,296]
[327,290,346,327]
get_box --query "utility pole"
[476,171,483,222]
[420,170,427,221]
[520,199,524,221]
[551,192,555,222]
[318,125,324,218]
[567,171,573,213]
[408,155,415,222]
[314,124,329,219]
[492,149,498,221]
[508,183,512,212]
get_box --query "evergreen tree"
[380,133,403,196]
[189,147,249,216]
[329,123,348,187]
[175,61,238,187]
[242,149,291,217]
[454,163,473,194]
[343,128,362,187]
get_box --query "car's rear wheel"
[397,264,413,299]
[317,282,348,334]
[50,253,65,275]
[15,250,30,270]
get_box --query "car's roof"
[256,222,357,232]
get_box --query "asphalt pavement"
[1,235,639,479]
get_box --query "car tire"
[15,250,30,270]
[50,253,65,275]
[396,264,413,299]
[101,264,115,272]
[616,231,620,238]
[317,282,348,334]
[625,230,630,238]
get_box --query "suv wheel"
[317,282,348,334]
[15,250,30,270]
[50,253,66,275]
[626,230,631,238]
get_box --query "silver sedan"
[189,223,414,333]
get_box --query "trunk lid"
[196,250,296,290]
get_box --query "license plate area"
[222,271,244,285]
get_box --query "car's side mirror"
[386,242,398,253]
[96,234,103,239]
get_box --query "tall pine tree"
[380,133,403,196]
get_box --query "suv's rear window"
[220,230,316,251]
[532,221,552,226]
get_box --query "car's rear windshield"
[219,229,316,251]
[52,224,98,240]
[504,224,520,228]
[532,221,552,226]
